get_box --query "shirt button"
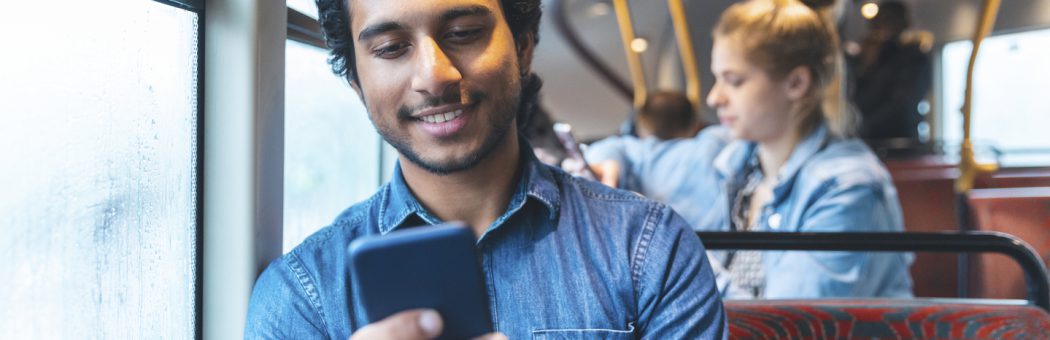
[768,213,781,229]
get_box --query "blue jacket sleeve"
[583,136,630,166]
[764,184,913,298]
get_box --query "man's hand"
[349,309,506,340]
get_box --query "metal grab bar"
[611,0,647,110]
[550,0,633,102]
[668,0,701,111]
[696,231,1050,311]
[957,0,1002,194]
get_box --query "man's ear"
[516,32,536,76]
[784,66,812,100]
[347,75,367,104]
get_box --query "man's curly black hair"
[315,0,544,129]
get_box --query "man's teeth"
[421,109,463,123]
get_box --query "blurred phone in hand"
[553,123,598,181]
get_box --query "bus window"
[283,28,383,253]
[941,28,1050,166]
[0,0,200,337]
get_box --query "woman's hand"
[562,159,620,188]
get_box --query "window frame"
[194,4,406,338]
[146,1,204,339]
[288,7,325,49]
[201,1,285,339]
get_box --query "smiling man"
[244,0,726,338]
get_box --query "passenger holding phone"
[582,91,730,229]
[244,0,727,338]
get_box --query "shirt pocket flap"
[531,325,634,340]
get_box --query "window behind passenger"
[940,29,1050,167]
[0,0,200,337]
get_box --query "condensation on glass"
[284,40,381,253]
[941,28,1050,166]
[0,0,198,338]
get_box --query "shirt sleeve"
[583,136,628,165]
[763,183,912,298]
[634,205,728,339]
[584,136,641,190]
[244,256,330,339]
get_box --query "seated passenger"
[702,0,913,299]
[244,0,727,338]
[583,90,730,229]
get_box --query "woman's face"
[706,38,797,143]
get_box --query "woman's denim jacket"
[697,123,914,299]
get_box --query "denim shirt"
[244,145,727,339]
[698,123,914,299]
[584,126,731,230]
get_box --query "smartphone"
[553,122,599,181]
[348,223,493,339]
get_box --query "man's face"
[349,0,527,175]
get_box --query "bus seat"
[884,157,960,298]
[883,160,1050,299]
[968,187,1050,300]
[726,300,1050,339]
[975,168,1050,189]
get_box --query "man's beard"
[376,84,521,176]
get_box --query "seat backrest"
[726,299,1050,339]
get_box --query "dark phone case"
[348,224,493,339]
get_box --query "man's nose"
[411,38,463,98]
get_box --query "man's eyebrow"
[356,6,491,43]
[440,5,492,23]
[357,22,405,42]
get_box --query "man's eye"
[444,28,483,43]
[373,42,408,58]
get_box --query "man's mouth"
[417,109,464,124]
[410,103,473,139]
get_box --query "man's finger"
[350,309,443,340]
[471,332,509,340]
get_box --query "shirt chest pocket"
[531,326,635,340]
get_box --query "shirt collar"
[773,122,830,190]
[713,122,832,202]
[714,140,751,179]
[376,138,561,235]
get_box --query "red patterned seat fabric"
[726,299,1050,339]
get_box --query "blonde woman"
[701,0,913,299]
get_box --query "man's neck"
[400,134,521,237]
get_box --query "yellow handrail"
[612,0,647,111]
[956,0,1001,193]
[668,0,701,111]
